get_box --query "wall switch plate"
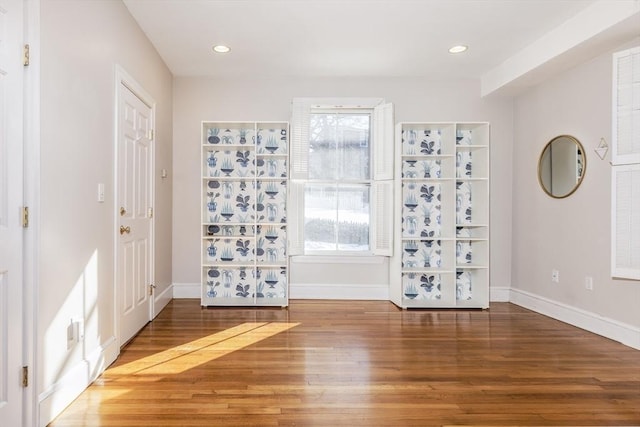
[67,320,76,350]
[585,276,594,290]
[551,269,560,283]
[97,183,105,203]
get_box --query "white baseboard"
[153,283,173,317]
[489,286,511,302]
[172,282,201,298]
[172,283,511,303]
[38,336,119,427]
[290,283,389,300]
[509,287,640,350]
[173,282,391,300]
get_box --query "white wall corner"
[38,336,119,427]
[290,283,390,300]
[489,286,511,302]
[509,287,640,350]
[172,282,201,299]
[481,0,640,96]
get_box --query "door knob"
[119,225,131,235]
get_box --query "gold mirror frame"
[537,135,586,199]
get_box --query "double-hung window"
[290,98,394,257]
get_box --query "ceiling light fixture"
[448,45,468,54]
[212,45,231,54]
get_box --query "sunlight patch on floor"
[106,322,299,376]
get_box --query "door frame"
[113,65,156,349]
[23,0,39,425]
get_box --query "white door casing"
[0,0,24,424]
[115,70,155,346]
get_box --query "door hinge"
[148,207,153,218]
[22,206,29,228]
[23,44,30,66]
[149,284,156,296]
[22,366,28,387]
[147,129,154,140]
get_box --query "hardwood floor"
[49,300,640,426]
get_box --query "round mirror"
[538,135,586,198]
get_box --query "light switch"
[97,183,105,203]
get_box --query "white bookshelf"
[391,122,490,308]
[201,121,289,306]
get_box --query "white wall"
[38,0,173,424]
[512,40,640,337]
[173,77,513,297]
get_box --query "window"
[290,98,394,257]
[305,111,371,252]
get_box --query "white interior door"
[0,0,24,424]
[116,79,154,345]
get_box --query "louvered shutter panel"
[611,47,640,280]
[372,180,394,256]
[372,102,394,256]
[373,103,394,180]
[612,165,640,280]
[612,47,640,165]
[290,100,310,179]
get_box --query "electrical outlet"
[551,269,560,283]
[585,276,593,290]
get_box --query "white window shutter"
[611,165,640,280]
[612,47,640,165]
[290,100,310,179]
[373,102,395,180]
[372,180,393,256]
[288,180,305,256]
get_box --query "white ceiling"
[122,0,639,94]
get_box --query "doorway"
[114,67,156,346]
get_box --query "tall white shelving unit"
[201,121,289,307]
[390,122,490,309]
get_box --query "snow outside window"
[290,99,394,257]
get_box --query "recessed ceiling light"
[212,45,231,54]
[448,45,468,54]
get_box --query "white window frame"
[289,98,394,258]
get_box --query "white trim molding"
[153,284,173,317]
[172,282,201,299]
[38,337,118,427]
[489,286,511,302]
[290,283,389,300]
[509,287,640,350]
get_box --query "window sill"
[291,255,386,265]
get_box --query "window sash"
[289,99,394,257]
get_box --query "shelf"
[401,154,455,159]
[395,121,489,309]
[401,268,455,274]
[202,144,256,149]
[402,178,455,182]
[203,262,256,268]
[201,121,289,307]
[256,153,288,157]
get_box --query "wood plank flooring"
[49,300,640,426]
